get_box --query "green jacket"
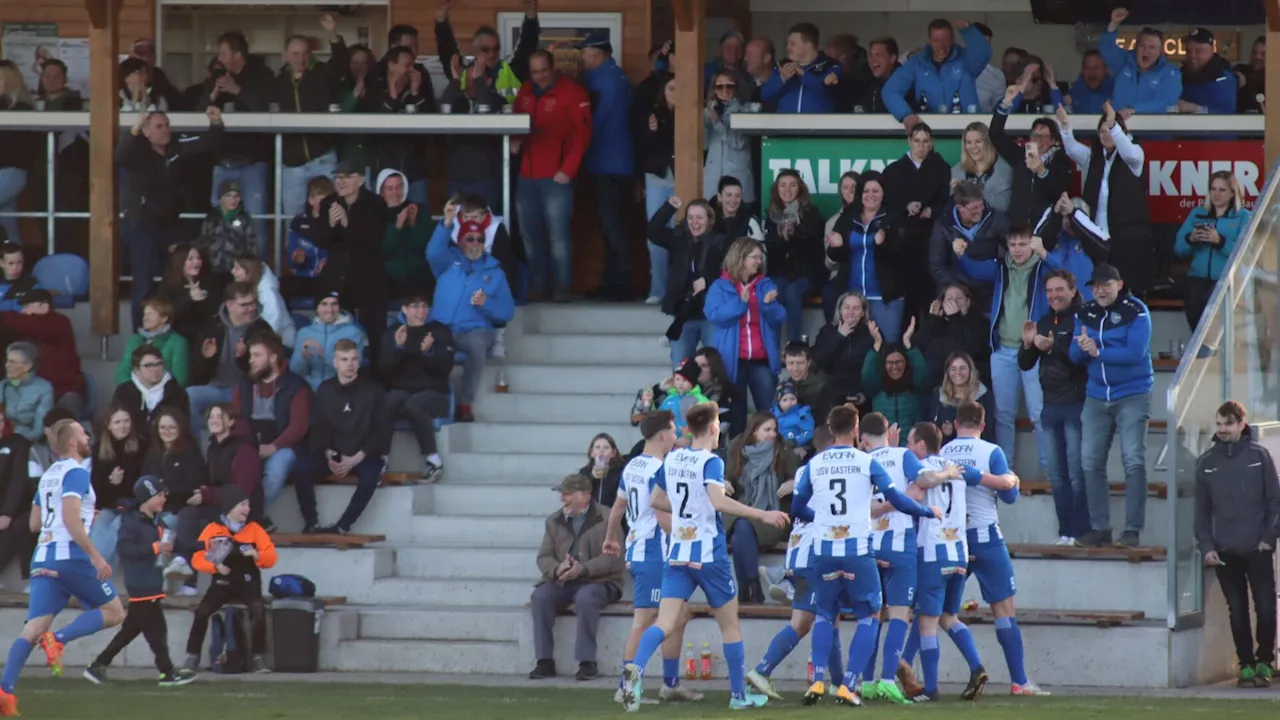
[116,328,190,387]
[382,207,432,285]
[861,346,931,444]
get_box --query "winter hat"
[458,220,485,241]
[777,379,799,403]
[218,179,241,197]
[674,358,700,386]
[220,484,249,516]
[133,475,165,505]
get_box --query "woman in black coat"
[156,244,223,341]
[637,73,677,304]
[810,291,875,415]
[880,122,952,319]
[762,169,827,343]
[648,197,726,369]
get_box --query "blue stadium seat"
[286,297,315,311]
[33,254,89,308]
[290,312,311,333]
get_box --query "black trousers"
[185,581,267,658]
[1215,550,1277,666]
[593,174,631,292]
[385,388,451,455]
[95,597,174,673]
[1183,276,1217,333]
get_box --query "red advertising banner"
[1139,140,1264,224]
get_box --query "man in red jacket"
[512,49,592,302]
[0,290,85,415]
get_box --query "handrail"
[730,112,1265,136]
[0,111,529,135]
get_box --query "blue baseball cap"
[575,31,612,55]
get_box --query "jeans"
[0,167,27,244]
[728,359,777,440]
[123,220,180,330]
[185,385,234,435]
[774,277,812,342]
[989,345,1050,475]
[210,162,270,256]
[261,448,297,510]
[1216,550,1278,667]
[729,517,761,584]
[454,328,495,404]
[669,319,714,370]
[516,177,575,295]
[280,151,338,218]
[449,178,503,215]
[1040,402,1089,538]
[594,174,631,291]
[644,172,676,300]
[88,509,122,568]
[868,297,906,344]
[294,451,383,531]
[1081,392,1151,534]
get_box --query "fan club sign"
[762,137,1264,225]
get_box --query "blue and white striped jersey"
[657,448,726,566]
[941,436,1013,544]
[915,455,982,562]
[869,445,922,554]
[784,467,814,572]
[32,459,95,564]
[793,445,891,558]
[621,454,667,564]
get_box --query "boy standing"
[85,477,197,686]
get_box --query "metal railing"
[730,112,1267,136]
[0,111,529,269]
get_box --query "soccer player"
[745,425,840,701]
[620,402,789,712]
[0,420,126,715]
[791,405,940,707]
[603,410,702,705]
[940,401,1049,696]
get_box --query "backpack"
[209,606,247,674]
[269,574,316,599]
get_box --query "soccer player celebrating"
[940,401,1048,696]
[791,405,940,707]
[620,402,789,712]
[603,410,702,704]
[0,420,126,715]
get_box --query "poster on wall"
[56,38,90,98]
[761,136,1264,225]
[1,23,59,92]
[497,12,622,78]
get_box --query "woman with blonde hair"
[1174,169,1251,330]
[950,121,1013,212]
[0,60,35,243]
[704,237,786,436]
[925,351,996,444]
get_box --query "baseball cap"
[334,159,365,177]
[1186,28,1215,45]
[553,474,592,494]
[18,288,52,306]
[574,31,613,54]
[133,475,166,504]
[1087,263,1123,286]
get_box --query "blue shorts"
[968,541,1016,604]
[915,556,967,618]
[790,567,817,614]
[812,554,882,620]
[630,561,664,609]
[28,559,117,621]
[877,549,917,608]
[661,560,737,609]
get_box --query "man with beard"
[231,333,310,531]
[1177,28,1237,115]
[186,282,272,436]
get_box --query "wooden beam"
[87,0,120,338]
[672,0,705,205]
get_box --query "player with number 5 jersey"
[620,402,789,712]
[0,420,126,716]
[604,411,702,705]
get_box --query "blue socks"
[810,617,833,684]
[54,609,104,645]
[861,621,881,682]
[662,657,680,688]
[995,616,1028,685]
[724,641,746,700]
[842,618,881,690]
[827,626,844,684]
[632,626,666,675]
[880,618,909,681]
[755,624,800,676]
[0,638,32,694]
[921,634,941,693]
[901,618,920,666]
[947,621,983,673]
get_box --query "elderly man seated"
[528,474,623,682]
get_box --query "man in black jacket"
[116,107,223,329]
[296,339,389,534]
[112,345,190,441]
[185,282,272,435]
[380,290,454,484]
[929,182,1010,312]
[1017,269,1088,545]
[854,37,915,114]
[316,162,389,364]
[1195,400,1280,688]
[0,430,32,586]
[363,47,433,205]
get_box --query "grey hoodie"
[213,304,256,389]
[1194,425,1280,555]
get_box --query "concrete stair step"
[511,333,671,365]
[358,607,525,641]
[479,392,641,424]
[1011,427,1166,481]
[266,485,426,540]
[488,364,669,395]
[996,493,1170,547]
[444,451,589,484]
[447,421,637,454]
[394,546,538,580]
[522,304,671,335]
[363,577,534,606]
[329,638,524,673]
[426,484,561,517]
[270,546,393,603]
[411,515,546,547]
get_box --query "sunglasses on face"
[461,235,485,244]
[715,83,736,90]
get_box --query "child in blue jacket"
[771,380,814,448]
[658,359,711,439]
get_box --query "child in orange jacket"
[180,485,276,674]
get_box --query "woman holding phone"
[989,66,1073,224]
[1174,170,1250,330]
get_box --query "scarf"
[139,324,171,341]
[768,200,800,228]
[132,371,171,412]
[739,441,780,512]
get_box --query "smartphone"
[461,55,476,69]
[1025,141,1039,158]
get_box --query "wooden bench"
[1020,480,1169,499]
[594,602,1143,627]
[1006,542,1166,563]
[0,592,347,610]
[274,533,386,550]
[316,472,417,487]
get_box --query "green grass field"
[9,678,1279,719]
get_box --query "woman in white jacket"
[232,255,297,348]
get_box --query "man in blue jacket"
[883,19,992,128]
[1068,263,1153,549]
[578,32,635,301]
[1067,51,1114,115]
[759,23,842,114]
[1098,8,1181,118]
[1177,28,1237,115]
[428,214,515,423]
